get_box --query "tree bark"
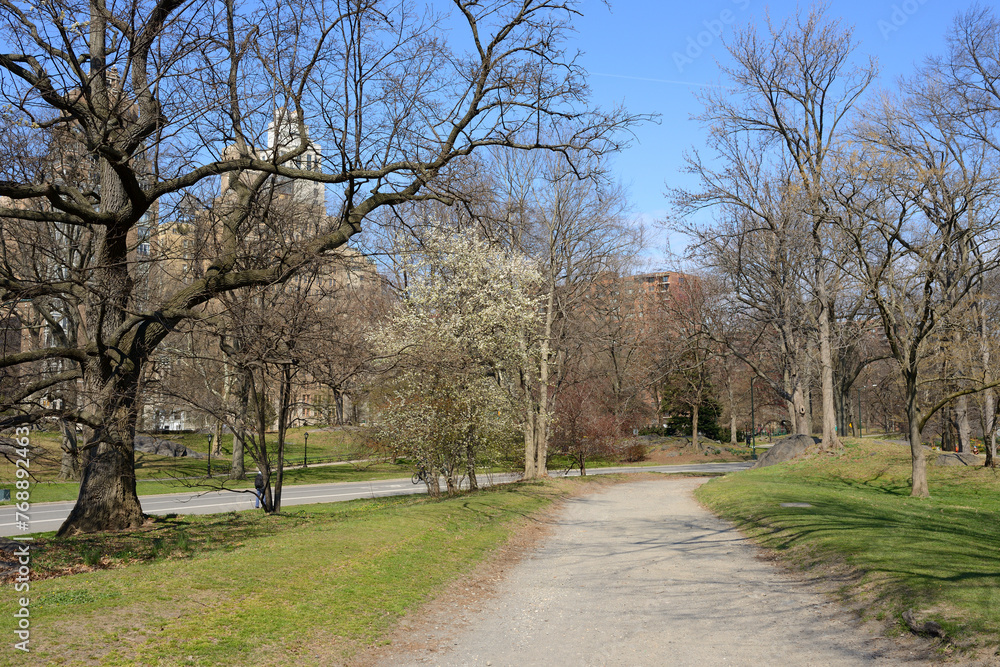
[522,408,538,479]
[791,381,811,435]
[272,364,292,513]
[524,298,553,479]
[57,46,147,534]
[57,393,146,536]
[465,436,478,491]
[229,368,250,479]
[691,401,700,453]
[906,378,929,498]
[955,395,971,453]
[425,467,441,497]
[814,268,840,450]
[984,388,997,468]
[212,420,223,456]
[57,419,81,481]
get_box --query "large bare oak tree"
[0,0,640,534]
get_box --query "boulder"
[134,435,205,459]
[752,434,821,468]
[934,452,981,467]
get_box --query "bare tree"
[835,77,1000,496]
[674,7,876,447]
[497,150,641,479]
[0,0,641,534]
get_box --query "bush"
[618,440,647,463]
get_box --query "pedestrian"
[254,470,265,509]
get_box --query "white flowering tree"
[370,231,539,495]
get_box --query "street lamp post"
[303,431,309,468]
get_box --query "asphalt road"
[0,461,750,536]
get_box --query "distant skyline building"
[265,107,326,209]
[221,108,326,211]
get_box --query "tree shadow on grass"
[821,467,911,496]
[724,492,1000,620]
[21,511,313,580]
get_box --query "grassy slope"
[14,463,420,504]
[1,427,411,504]
[17,479,598,666]
[5,428,729,504]
[696,438,1000,652]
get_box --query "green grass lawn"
[0,426,394,504]
[13,477,606,666]
[6,462,421,504]
[4,427,722,506]
[696,438,1000,655]
[2,426,365,480]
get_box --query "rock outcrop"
[134,435,205,458]
[752,434,822,468]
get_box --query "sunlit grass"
[0,426,378,504]
[696,438,1000,652]
[21,478,600,666]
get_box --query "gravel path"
[381,477,932,667]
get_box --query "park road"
[381,477,932,667]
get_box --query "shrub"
[618,440,647,463]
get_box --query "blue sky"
[569,0,968,267]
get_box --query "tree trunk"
[985,388,997,468]
[792,382,811,435]
[534,309,552,477]
[906,379,929,498]
[834,384,848,440]
[909,420,928,497]
[727,382,738,445]
[57,442,144,536]
[425,467,441,497]
[465,436,478,491]
[691,401,700,453]
[231,369,249,479]
[57,8,148,537]
[955,395,970,453]
[212,420,223,456]
[334,388,345,425]
[57,419,81,481]
[57,389,146,536]
[817,287,840,449]
[272,364,292,513]
[943,415,953,451]
[981,304,995,468]
[253,370,273,512]
[523,407,538,479]
[524,300,553,480]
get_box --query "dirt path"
[377,477,934,667]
